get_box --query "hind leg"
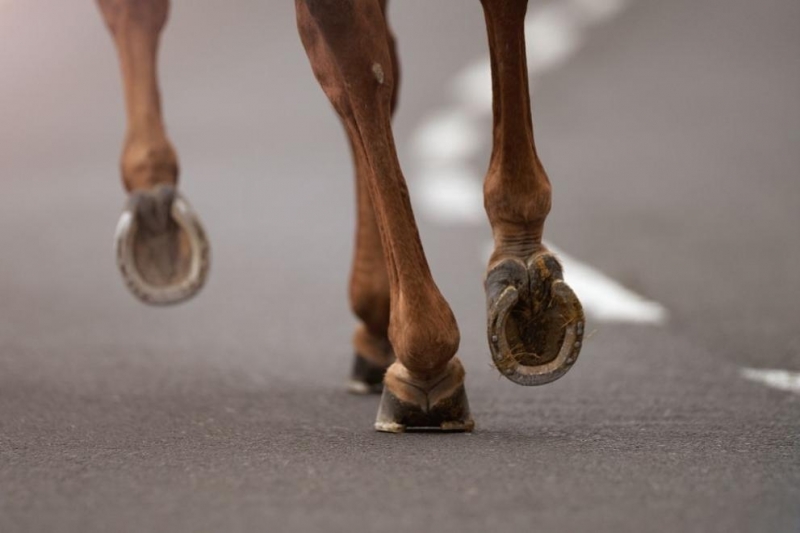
[347,0,399,394]
[480,0,585,385]
[97,0,209,305]
[297,0,473,432]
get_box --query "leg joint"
[121,138,178,191]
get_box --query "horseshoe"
[486,252,585,386]
[114,185,210,305]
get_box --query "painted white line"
[411,0,665,325]
[411,108,482,164]
[415,165,484,224]
[549,244,668,324]
[567,0,630,25]
[741,368,800,394]
[451,58,494,114]
[525,4,583,75]
[451,4,584,114]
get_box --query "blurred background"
[1,1,798,532]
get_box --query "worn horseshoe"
[114,185,210,306]
[486,253,585,386]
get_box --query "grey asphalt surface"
[1,1,798,532]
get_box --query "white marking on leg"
[372,63,385,84]
[740,368,800,394]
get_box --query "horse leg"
[296,0,473,432]
[346,0,398,394]
[97,0,209,305]
[481,0,585,386]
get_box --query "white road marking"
[741,368,800,394]
[416,165,484,224]
[548,244,668,324]
[410,0,668,325]
[525,4,583,74]
[567,0,630,25]
[451,59,494,114]
[412,108,482,163]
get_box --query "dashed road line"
[547,244,668,324]
[741,368,800,395]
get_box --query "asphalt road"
[1,1,798,532]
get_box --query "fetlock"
[121,136,178,192]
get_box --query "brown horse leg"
[347,0,398,394]
[481,0,585,386]
[97,0,177,192]
[98,0,209,305]
[297,0,473,432]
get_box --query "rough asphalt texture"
[1,1,798,532]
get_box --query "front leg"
[481,0,585,385]
[98,0,209,305]
[297,0,473,432]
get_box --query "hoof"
[347,353,388,395]
[486,251,585,386]
[114,184,210,305]
[375,360,474,433]
[349,326,393,395]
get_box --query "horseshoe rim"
[489,278,585,386]
[114,192,210,305]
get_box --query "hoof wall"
[374,385,474,433]
[347,353,388,395]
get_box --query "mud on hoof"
[485,251,585,386]
[375,360,474,433]
[115,184,210,306]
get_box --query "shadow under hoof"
[485,252,585,386]
[115,184,210,306]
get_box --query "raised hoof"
[486,251,585,386]
[115,184,210,306]
[375,361,474,433]
[347,353,388,395]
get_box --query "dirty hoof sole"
[486,252,585,386]
[115,185,210,306]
